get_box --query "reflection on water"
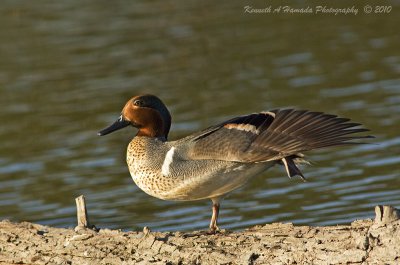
[0,1,399,231]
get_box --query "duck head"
[98,94,171,139]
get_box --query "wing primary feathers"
[189,108,373,163]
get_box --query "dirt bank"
[0,205,399,265]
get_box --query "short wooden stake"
[374,205,400,225]
[75,195,90,228]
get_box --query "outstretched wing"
[186,109,373,163]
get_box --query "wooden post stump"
[75,195,96,231]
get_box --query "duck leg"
[209,198,220,233]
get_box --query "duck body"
[127,136,272,201]
[99,94,372,232]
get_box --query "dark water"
[1,1,399,231]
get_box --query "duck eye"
[133,99,144,106]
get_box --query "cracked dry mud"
[0,206,399,264]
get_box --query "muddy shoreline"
[1,206,399,264]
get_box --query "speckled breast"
[126,137,180,200]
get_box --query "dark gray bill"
[98,115,130,136]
